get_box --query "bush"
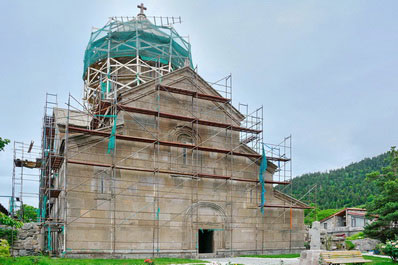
[383,240,398,262]
[375,243,384,255]
[0,239,10,258]
[0,228,18,245]
[345,240,355,250]
[0,213,23,228]
[304,241,310,249]
[336,242,344,250]
[346,232,364,240]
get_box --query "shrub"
[0,228,18,245]
[346,232,364,241]
[345,240,355,250]
[375,243,384,255]
[144,258,155,265]
[383,240,398,262]
[0,213,23,228]
[0,239,10,258]
[304,241,310,249]
[336,242,344,250]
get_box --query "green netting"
[108,120,116,154]
[47,226,52,251]
[156,207,160,219]
[259,145,268,215]
[100,82,107,99]
[9,197,14,213]
[94,114,117,154]
[83,17,193,78]
[199,228,224,233]
[42,195,48,219]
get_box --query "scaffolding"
[39,93,65,254]
[33,9,308,258]
[11,141,41,220]
[38,70,305,256]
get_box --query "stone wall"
[352,238,379,252]
[11,223,42,256]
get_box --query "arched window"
[177,134,193,165]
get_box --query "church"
[40,5,309,258]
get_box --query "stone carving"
[309,221,321,250]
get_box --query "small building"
[0,203,9,215]
[319,208,369,237]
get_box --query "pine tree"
[364,147,398,242]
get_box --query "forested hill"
[278,152,389,209]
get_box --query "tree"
[0,213,23,246]
[16,204,38,223]
[0,137,10,152]
[364,147,398,242]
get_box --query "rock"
[300,250,323,265]
[352,238,380,252]
[11,222,42,256]
[22,223,33,230]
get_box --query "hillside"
[277,152,389,209]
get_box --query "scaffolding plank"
[157,85,230,103]
[261,204,312,210]
[48,189,61,198]
[118,104,261,134]
[50,155,64,170]
[68,126,262,159]
[67,159,290,185]
[68,126,289,162]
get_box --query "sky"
[0,0,397,208]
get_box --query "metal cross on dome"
[137,3,147,15]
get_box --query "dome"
[83,16,192,79]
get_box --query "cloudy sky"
[1,0,397,207]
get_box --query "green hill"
[277,152,389,209]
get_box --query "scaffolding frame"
[32,10,307,257]
[36,65,306,256]
[11,141,42,220]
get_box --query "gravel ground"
[202,257,300,265]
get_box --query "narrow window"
[100,175,105,193]
[183,148,187,165]
[177,134,193,166]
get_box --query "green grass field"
[363,255,394,265]
[240,253,300,258]
[0,253,393,265]
[0,256,207,265]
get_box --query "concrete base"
[64,248,306,259]
[299,250,323,265]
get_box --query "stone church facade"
[41,11,308,258]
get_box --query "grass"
[240,253,300,258]
[0,256,207,265]
[363,255,394,265]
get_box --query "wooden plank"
[321,251,371,264]
[118,104,261,134]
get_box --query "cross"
[137,3,147,15]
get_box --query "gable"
[120,66,245,125]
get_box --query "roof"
[273,190,310,208]
[0,203,9,215]
[320,208,366,223]
[120,66,246,123]
[83,16,192,78]
[54,107,92,128]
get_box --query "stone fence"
[1,222,42,256]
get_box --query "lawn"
[363,255,394,265]
[240,253,300,258]
[0,256,207,265]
